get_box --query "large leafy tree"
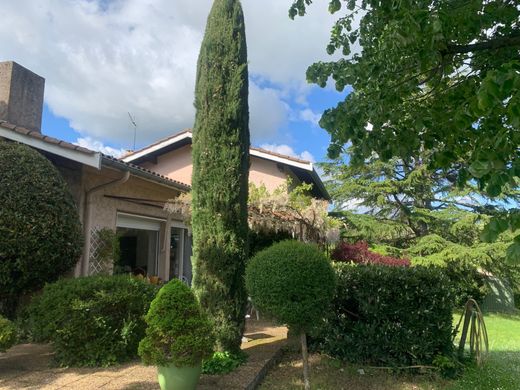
[322,148,517,242]
[290,0,520,258]
[323,153,519,305]
[191,0,250,353]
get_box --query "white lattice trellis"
[89,226,111,275]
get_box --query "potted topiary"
[138,279,214,390]
[246,240,336,390]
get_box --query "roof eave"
[0,124,102,169]
[101,156,190,192]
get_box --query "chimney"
[0,61,45,133]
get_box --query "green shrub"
[410,236,489,306]
[314,263,455,366]
[0,140,83,317]
[24,275,157,366]
[246,240,336,389]
[0,315,17,352]
[246,240,336,332]
[202,351,247,374]
[138,279,214,367]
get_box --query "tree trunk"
[300,330,310,390]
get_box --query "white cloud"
[259,143,315,163]
[0,0,339,148]
[75,137,127,158]
[249,83,289,141]
[299,108,321,127]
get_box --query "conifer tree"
[191,0,250,353]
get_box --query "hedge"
[314,264,455,366]
[23,275,158,366]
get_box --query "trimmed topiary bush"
[0,140,83,317]
[246,240,335,390]
[24,275,157,366]
[138,279,214,367]
[0,315,17,352]
[314,263,455,366]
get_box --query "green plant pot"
[157,363,202,390]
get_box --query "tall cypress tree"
[191,0,250,353]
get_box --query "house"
[0,61,328,284]
[122,130,329,200]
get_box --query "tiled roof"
[101,155,191,191]
[0,120,190,191]
[122,129,192,159]
[250,146,312,165]
[123,129,314,165]
[0,120,95,155]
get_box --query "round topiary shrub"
[138,279,214,368]
[245,240,335,390]
[246,240,336,330]
[24,275,158,366]
[0,140,83,316]
[0,315,17,352]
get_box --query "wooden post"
[301,330,310,390]
[458,301,472,358]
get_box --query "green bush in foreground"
[246,240,335,330]
[0,140,83,317]
[0,315,17,352]
[315,263,455,366]
[246,240,335,389]
[24,275,158,366]
[138,279,214,367]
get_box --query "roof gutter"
[101,156,190,192]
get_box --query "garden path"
[0,319,287,390]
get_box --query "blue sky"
[2,0,349,163]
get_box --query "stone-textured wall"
[0,62,45,132]
[80,166,185,280]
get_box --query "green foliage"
[409,234,520,306]
[291,0,520,258]
[191,0,250,353]
[0,315,17,352]
[249,230,292,257]
[202,351,247,374]
[0,140,83,316]
[23,275,157,366]
[245,240,335,332]
[315,263,455,366]
[432,354,463,379]
[138,279,214,368]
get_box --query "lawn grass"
[259,312,520,390]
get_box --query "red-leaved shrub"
[331,241,410,267]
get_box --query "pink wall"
[142,144,292,192]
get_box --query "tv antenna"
[128,112,137,150]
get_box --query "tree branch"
[445,34,520,55]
